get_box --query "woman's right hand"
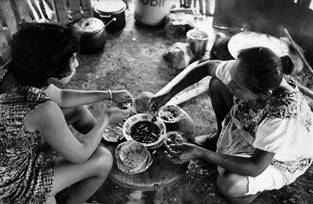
[148,94,169,113]
[105,107,131,125]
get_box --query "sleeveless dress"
[0,86,56,203]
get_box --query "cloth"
[214,60,313,194]
[0,86,56,203]
[214,60,236,85]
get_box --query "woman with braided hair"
[149,47,313,203]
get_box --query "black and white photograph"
[0,0,313,203]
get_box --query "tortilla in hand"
[164,131,186,146]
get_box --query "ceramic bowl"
[122,113,166,149]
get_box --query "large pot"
[73,17,116,54]
[93,0,126,32]
[73,17,106,54]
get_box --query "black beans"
[130,121,160,144]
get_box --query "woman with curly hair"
[0,22,133,204]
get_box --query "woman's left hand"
[164,142,200,164]
[111,90,134,105]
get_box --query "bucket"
[134,0,172,26]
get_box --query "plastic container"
[134,0,172,26]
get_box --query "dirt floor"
[58,7,313,204]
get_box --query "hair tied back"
[280,55,294,75]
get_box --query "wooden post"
[0,0,18,36]
[13,0,33,23]
[193,0,197,8]
[81,0,93,17]
[9,0,21,25]
[68,0,82,21]
[198,0,204,15]
[53,0,69,23]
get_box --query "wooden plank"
[205,0,210,15]
[14,0,33,23]
[198,0,204,14]
[193,0,197,8]
[24,0,36,21]
[10,0,21,25]
[0,0,17,36]
[46,0,57,21]
[80,0,93,17]
[52,0,69,23]
[0,30,11,65]
[68,0,82,21]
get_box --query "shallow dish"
[115,140,153,174]
[122,113,166,149]
[102,122,124,142]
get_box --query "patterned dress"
[214,60,313,194]
[0,86,55,203]
[217,80,313,182]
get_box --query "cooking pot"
[73,17,115,54]
[93,0,126,32]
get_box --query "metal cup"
[187,29,209,58]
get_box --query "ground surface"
[59,7,313,204]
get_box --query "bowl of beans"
[122,113,166,149]
[158,104,183,124]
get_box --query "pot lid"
[73,17,104,34]
[94,0,126,14]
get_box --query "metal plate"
[228,31,289,58]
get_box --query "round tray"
[228,31,289,58]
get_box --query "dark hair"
[9,22,79,88]
[237,47,294,94]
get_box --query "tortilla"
[102,125,123,142]
[164,131,186,145]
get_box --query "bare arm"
[151,60,221,107]
[26,100,110,163]
[45,84,133,108]
[197,147,274,177]
[167,143,274,177]
[45,84,112,108]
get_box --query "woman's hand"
[111,90,134,105]
[164,142,200,164]
[105,107,131,125]
[134,91,154,113]
[148,94,169,113]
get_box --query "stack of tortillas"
[115,140,152,174]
